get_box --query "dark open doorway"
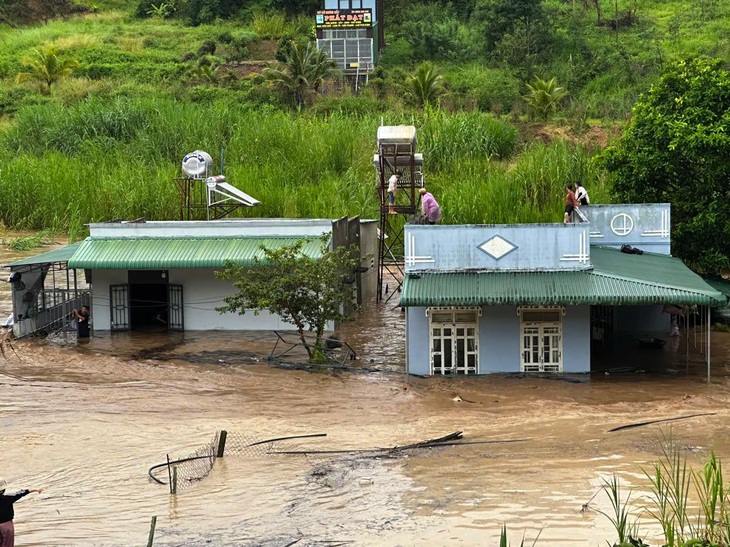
[128,270,168,331]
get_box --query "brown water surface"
[2,243,730,546]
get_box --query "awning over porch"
[5,242,83,269]
[67,236,325,270]
[400,247,727,307]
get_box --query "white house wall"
[91,269,127,330]
[91,268,333,332]
[169,268,291,331]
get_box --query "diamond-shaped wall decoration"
[478,235,518,260]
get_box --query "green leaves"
[523,76,568,121]
[263,42,338,109]
[404,63,445,108]
[216,237,359,361]
[15,46,79,95]
[602,58,730,274]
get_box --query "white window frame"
[428,307,480,375]
[519,307,563,372]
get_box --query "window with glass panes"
[428,308,479,375]
[317,29,372,71]
[519,308,563,372]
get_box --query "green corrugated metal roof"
[401,248,727,307]
[5,242,83,268]
[67,237,325,269]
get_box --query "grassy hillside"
[0,0,727,236]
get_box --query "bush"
[378,38,414,68]
[419,108,518,170]
[445,65,521,114]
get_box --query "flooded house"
[5,218,376,335]
[400,204,727,376]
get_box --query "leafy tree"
[263,42,337,109]
[15,46,79,95]
[271,0,320,16]
[523,76,567,120]
[404,62,445,108]
[216,239,359,362]
[602,58,730,274]
[473,0,548,52]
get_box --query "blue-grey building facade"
[400,204,725,376]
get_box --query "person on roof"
[564,184,580,223]
[419,188,442,225]
[575,180,590,206]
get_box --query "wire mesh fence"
[148,431,328,493]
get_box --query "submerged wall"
[406,304,591,375]
[90,268,333,332]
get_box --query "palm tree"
[16,46,79,95]
[523,76,568,121]
[192,63,221,85]
[404,63,444,108]
[263,42,337,109]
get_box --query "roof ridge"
[86,235,320,240]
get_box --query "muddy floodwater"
[2,246,730,546]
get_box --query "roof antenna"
[220,147,225,176]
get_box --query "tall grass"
[642,432,730,546]
[598,475,643,545]
[0,97,609,235]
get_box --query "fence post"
[146,516,157,547]
[217,430,227,457]
[171,466,178,495]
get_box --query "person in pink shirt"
[419,188,442,224]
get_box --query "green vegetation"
[0,98,605,237]
[4,229,55,251]
[263,42,337,108]
[603,58,730,275]
[404,62,444,108]
[523,76,568,121]
[0,0,727,276]
[216,238,358,361]
[15,46,79,95]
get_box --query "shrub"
[445,65,521,114]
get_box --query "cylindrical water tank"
[182,150,214,177]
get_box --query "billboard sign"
[315,9,372,29]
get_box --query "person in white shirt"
[387,171,401,214]
[575,180,590,206]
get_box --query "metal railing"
[16,289,90,338]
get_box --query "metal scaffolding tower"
[375,126,424,303]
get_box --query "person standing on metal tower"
[387,171,401,214]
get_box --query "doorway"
[129,270,168,331]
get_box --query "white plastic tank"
[377,126,417,153]
[182,150,214,178]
